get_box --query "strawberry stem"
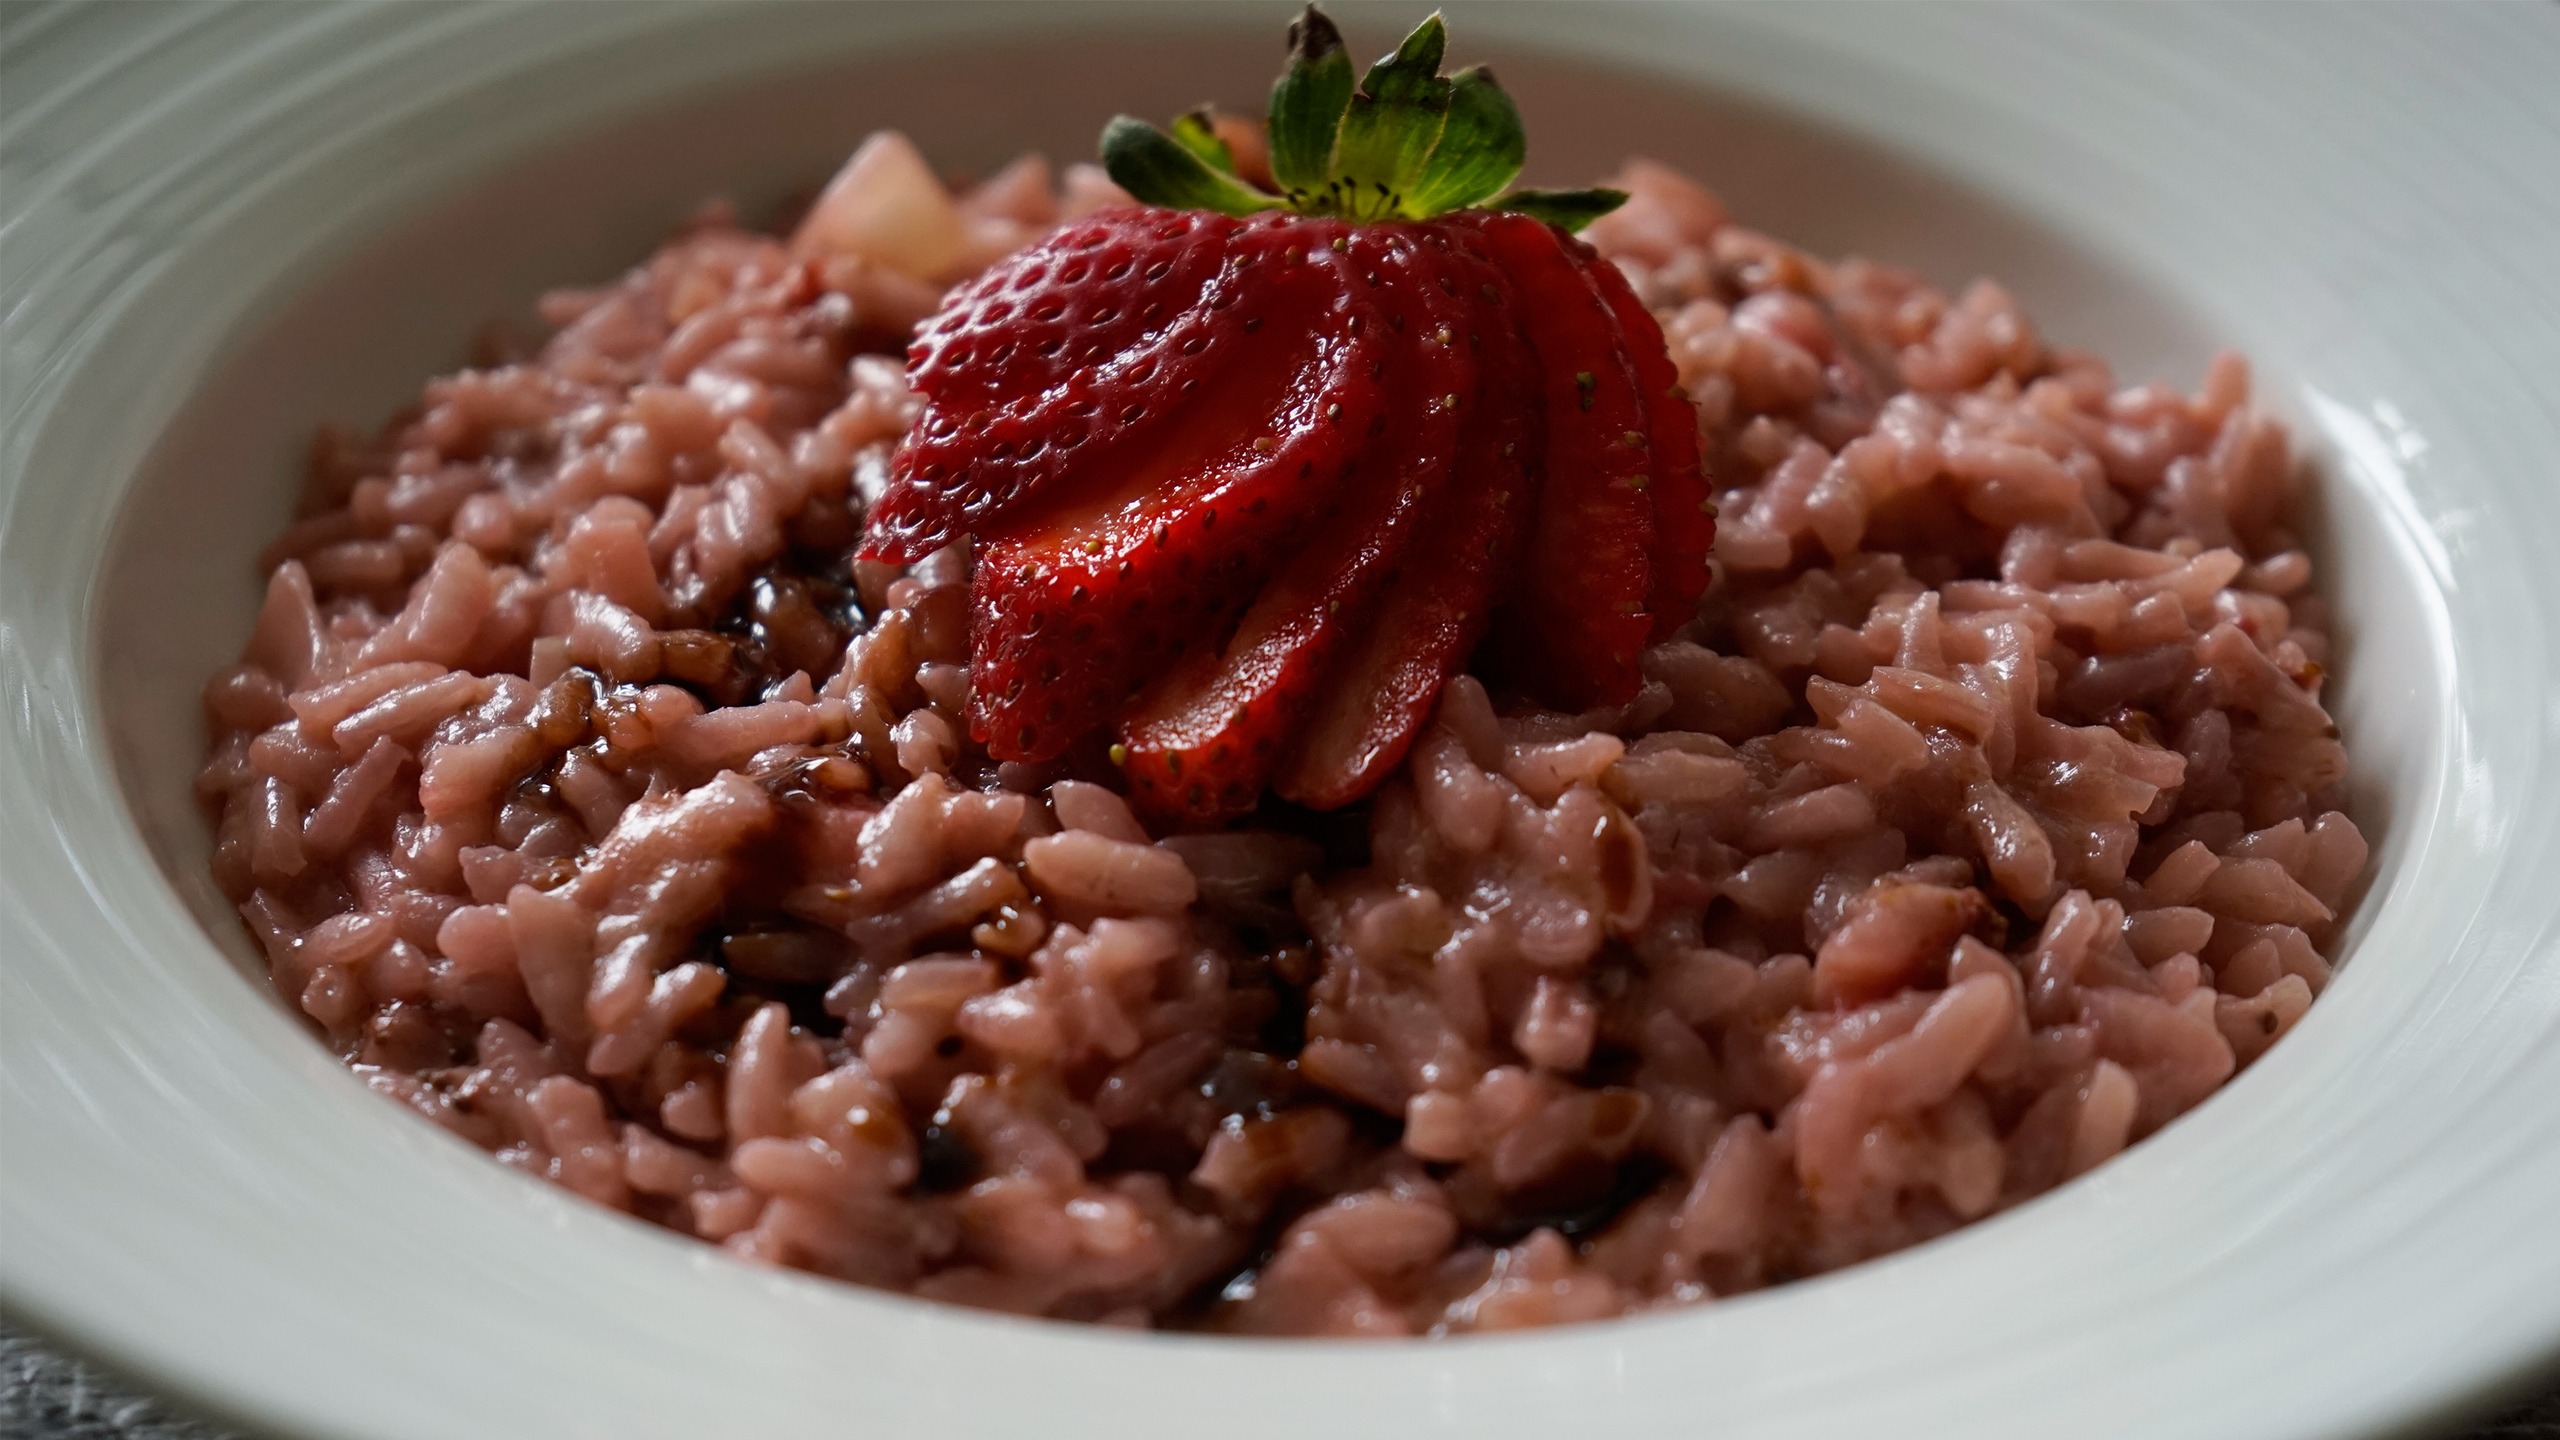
[1100,6,1627,230]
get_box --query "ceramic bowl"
[4,5,2556,1437]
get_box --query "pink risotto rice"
[198,142,2364,1334]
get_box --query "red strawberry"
[1278,327,1541,809]
[867,211,1266,564]
[1117,223,1491,825]
[909,210,1236,414]
[1458,210,1658,709]
[1583,253,1714,638]
[857,8,1716,815]
[964,214,1392,762]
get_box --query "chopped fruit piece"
[791,130,969,281]
[1120,225,1493,825]
[1458,210,1658,708]
[1583,253,1714,638]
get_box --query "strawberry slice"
[1117,224,1485,826]
[909,209,1237,414]
[1456,211,1657,709]
[1582,251,1714,639]
[967,217,1391,762]
[868,211,1269,564]
[1276,307,1541,811]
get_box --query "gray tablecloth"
[5,1322,2555,1440]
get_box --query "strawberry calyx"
[1102,7,1626,231]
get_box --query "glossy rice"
[198,147,2365,1334]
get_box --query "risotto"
[197,119,2361,1333]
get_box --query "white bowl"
[4,5,2557,1437]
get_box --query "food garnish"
[860,7,1713,825]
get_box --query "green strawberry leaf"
[1360,12,1447,103]
[1107,7,1628,229]
[1101,116,1284,216]
[1329,13,1452,218]
[1497,186,1630,232]
[1403,66,1525,216]
[1170,107,1236,174]
[1267,6,1353,197]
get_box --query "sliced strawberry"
[1581,250,1713,639]
[967,217,1391,762]
[853,14,1728,819]
[910,209,1236,412]
[1118,224,1486,826]
[1275,310,1540,810]
[869,211,1313,564]
[1455,211,1657,709]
